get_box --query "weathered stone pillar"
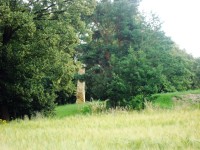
[76,65,86,104]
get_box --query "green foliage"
[87,100,107,113]
[1,0,199,117]
[55,101,107,118]
[193,58,200,88]
[78,0,198,109]
[78,0,142,101]
[55,91,76,105]
[0,119,7,125]
[0,0,96,119]
[81,104,92,115]
[128,95,145,110]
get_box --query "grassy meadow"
[1,90,200,150]
[151,89,200,109]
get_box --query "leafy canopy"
[0,0,96,119]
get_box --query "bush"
[128,95,145,110]
[81,104,92,115]
[0,119,7,125]
[81,101,108,114]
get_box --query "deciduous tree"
[0,0,95,119]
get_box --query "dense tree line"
[0,0,199,119]
[78,0,199,108]
[0,0,95,119]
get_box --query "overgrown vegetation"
[0,0,96,119]
[150,89,200,109]
[53,89,200,118]
[1,0,200,119]
[1,109,200,149]
[78,0,200,109]
[1,90,200,149]
[55,101,108,118]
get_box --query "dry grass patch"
[0,109,200,150]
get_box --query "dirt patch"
[173,94,200,104]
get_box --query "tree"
[78,0,196,108]
[78,0,141,100]
[0,0,95,119]
[191,57,200,88]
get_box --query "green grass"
[54,89,200,118]
[55,103,90,118]
[151,89,200,109]
[55,101,107,118]
[1,90,200,149]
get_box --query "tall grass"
[1,90,200,149]
[1,108,200,150]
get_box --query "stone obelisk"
[76,64,86,104]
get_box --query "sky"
[139,0,200,58]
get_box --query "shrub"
[0,119,7,125]
[128,95,145,110]
[81,101,108,114]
